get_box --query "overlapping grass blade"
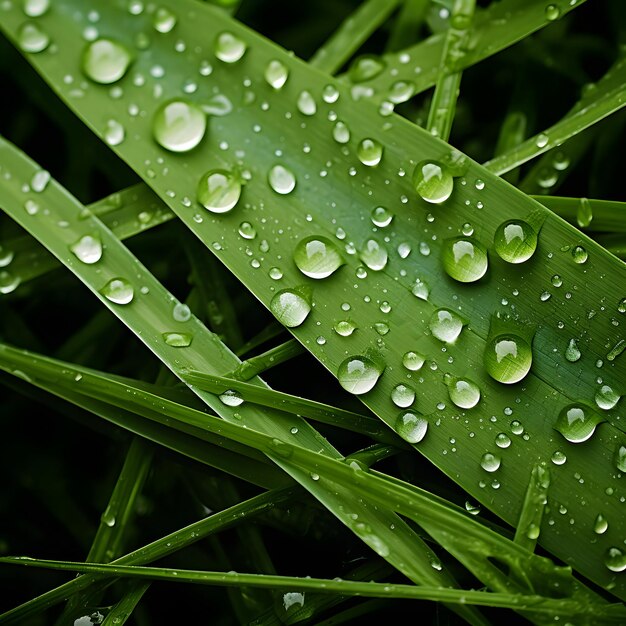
[1,0,624,601]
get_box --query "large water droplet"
[214,32,247,63]
[270,289,311,328]
[70,234,103,264]
[480,452,501,472]
[30,169,50,192]
[402,351,425,371]
[359,239,387,271]
[571,245,588,264]
[371,206,393,227]
[444,374,481,409]
[554,403,603,443]
[593,513,608,535]
[391,383,415,408]
[565,338,581,362]
[18,22,50,53]
[153,100,206,152]
[411,278,429,301]
[357,139,383,166]
[605,547,626,573]
[413,160,453,204]
[82,38,132,84]
[163,332,193,347]
[100,277,134,305]
[264,59,289,89]
[337,355,384,395]
[494,220,537,264]
[297,90,317,116]
[268,165,296,195]
[173,303,191,322]
[23,0,50,17]
[220,389,244,407]
[545,4,560,21]
[348,55,385,82]
[484,335,532,384]
[197,169,241,213]
[104,119,125,146]
[395,411,428,443]
[429,308,464,343]
[576,197,593,228]
[442,237,488,282]
[294,236,343,279]
[153,6,177,33]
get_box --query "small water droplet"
[337,355,384,395]
[494,220,537,263]
[545,4,561,21]
[293,236,343,279]
[238,221,256,240]
[413,160,453,204]
[480,452,501,472]
[332,120,350,144]
[18,21,50,53]
[23,0,49,17]
[0,271,21,295]
[152,6,177,33]
[571,245,588,264]
[391,383,415,408]
[357,138,383,166]
[429,308,464,343]
[173,303,191,322]
[442,237,488,282]
[359,239,387,271]
[153,100,206,152]
[576,198,593,228]
[297,90,317,116]
[264,59,289,89]
[536,133,549,148]
[613,443,626,472]
[551,450,567,465]
[220,389,244,407]
[605,547,626,573]
[100,277,134,304]
[348,55,385,82]
[395,411,428,443]
[444,374,481,409]
[494,433,511,448]
[30,169,50,192]
[465,501,481,515]
[270,289,311,328]
[564,338,581,362]
[214,32,247,63]
[371,206,393,227]
[593,513,608,535]
[484,335,532,384]
[197,169,241,213]
[402,351,425,371]
[70,234,102,264]
[82,38,132,83]
[104,119,125,146]
[268,164,296,195]
[163,331,193,347]
[554,403,603,443]
[333,320,356,336]
[411,278,429,301]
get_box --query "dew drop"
[30,169,50,192]
[545,4,560,20]
[429,308,464,343]
[220,389,244,407]
[480,452,501,472]
[100,277,134,305]
[571,245,588,264]
[270,289,311,328]
[494,220,537,263]
[152,6,177,33]
[153,100,206,152]
[332,121,351,144]
[494,433,511,449]
[268,165,296,195]
[391,383,415,408]
[576,198,593,228]
[444,374,481,409]
[214,32,247,63]
[238,221,256,240]
[23,0,49,17]
[18,22,50,53]
[565,338,581,363]
[197,169,241,214]
[337,355,384,395]
[293,236,343,279]
[371,206,393,227]
[104,119,125,146]
[411,278,429,301]
[348,55,385,82]
[593,513,608,535]
[359,239,387,271]
[484,335,532,384]
[357,138,383,166]
[614,443,626,473]
[334,320,356,336]
[442,237,488,282]
[264,59,289,89]
[70,234,102,264]
[551,450,567,465]
[297,90,317,116]
[402,351,425,371]
[554,403,603,443]
[0,271,21,295]
[605,547,626,573]
[82,38,132,84]
[395,411,428,443]
[413,160,453,204]
[162,332,193,347]
[173,303,191,322]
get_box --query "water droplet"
[606,339,625,362]
[442,237,488,282]
[551,450,567,465]
[494,433,511,448]
[429,308,464,343]
[395,411,428,443]
[104,119,125,146]
[410,277,430,301]
[219,389,244,407]
[152,6,177,33]
[402,351,425,371]
[551,274,562,287]
[100,277,134,304]
[594,513,608,535]
[554,404,604,443]
[545,4,560,20]
[333,121,350,144]
[465,501,481,515]
[268,165,296,195]
[374,321,389,335]
[82,38,132,83]
[18,21,50,53]
[576,198,593,228]
[357,138,383,167]
[444,374,480,409]
[270,289,311,328]
[322,84,339,103]
[565,338,581,362]
[294,236,343,279]
[413,160,453,204]
[162,332,193,347]
[197,169,241,214]
[605,547,626,573]
[23,0,49,17]
[571,245,588,264]
[480,452,501,472]
[337,355,384,395]
[0,246,14,268]
[297,90,316,116]
[173,303,191,322]
[214,32,246,63]
[264,59,289,89]
[269,267,283,280]
[536,133,549,148]
[484,335,532,384]
[70,234,102,264]
[359,239,387,271]
[494,220,537,263]
[388,80,415,104]
[30,169,50,192]
[333,320,356,336]
[348,55,385,82]
[613,443,625,472]
[153,100,206,152]
[0,271,21,295]
[371,206,393,227]
[391,383,415,408]
[238,221,256,240]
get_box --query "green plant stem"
[309,0,403,74]
[513,466,550,553]
[385,0,429,52]
[228,339,305,380]
[101,581,151,626]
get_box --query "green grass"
[0,0,624,624]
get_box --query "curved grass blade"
[1,0,624,599]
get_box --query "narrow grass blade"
[385,0,429,53]
[513,465,551,554]
[102,581,150,626]
[536,196,626,233]
[229,339,305,380]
